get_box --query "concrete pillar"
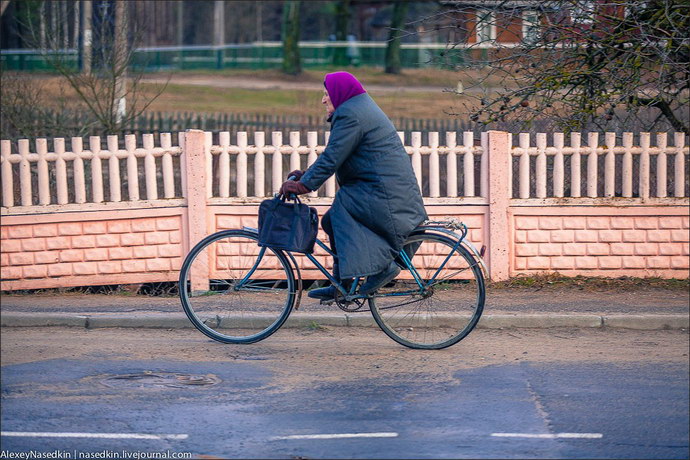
[487,130,511,281]
[184,130,210,291]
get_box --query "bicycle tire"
[369,231,485,350]
[179,229,296,344]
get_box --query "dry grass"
[14,70,485,120]
[142,84,473,119]
[490,273,690,292]
[168,67,475,87]
[5,275,688,298]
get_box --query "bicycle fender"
[245,225,303,310]
[284,251,303,310]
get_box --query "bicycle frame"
[241,224,470,301]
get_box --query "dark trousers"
[322,209,337,255]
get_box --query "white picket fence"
[1,133,184,207]
[511,132,687,199]
[208,131,485,199]
[1,130,688,211]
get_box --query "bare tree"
[15,0,168,135]
[428,0,689,134]
[0,68,81,141]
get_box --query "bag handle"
[276,193,302,204]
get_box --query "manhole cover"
[99,372,221,389]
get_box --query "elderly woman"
[279,71,427,300]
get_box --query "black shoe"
[308,258,345,301]
[307,285,338,301]
[359,261,401,296]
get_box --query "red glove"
[287,170,304,181]
[279,180,311,197]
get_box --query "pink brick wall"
[1,202,687,291]
[1,209,184,290]
[512,209,689,277]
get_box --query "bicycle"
[178,217,487,350]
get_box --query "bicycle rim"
[179,230,296,344]
[369,232,485,349]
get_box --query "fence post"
[184,129,210,291]
[36,138,50,205]
[18,139,32,206]
[487,130,511,281]
[1,140,13,208]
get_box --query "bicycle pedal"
[319,299,335,306]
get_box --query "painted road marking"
[1,431,188,440]
[491,433,603,439]
[272,432,399,440]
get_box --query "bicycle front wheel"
[179,229,296,344]
[369,232,485,350]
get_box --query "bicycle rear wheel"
[369,231,485,350]
[179,229,296,344]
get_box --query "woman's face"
[322,89,334,116]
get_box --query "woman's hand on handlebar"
[279,180,310,197]
[287,169,304,181]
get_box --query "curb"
[602,314,689,330]
[1,312,688,330]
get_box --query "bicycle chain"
[334,290,368,312]
[333,289,432,312]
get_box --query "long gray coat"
[301,93,427,279]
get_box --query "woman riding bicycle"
[279,71,427,300]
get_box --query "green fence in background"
[1,41,486,72]
[0,49,79,71]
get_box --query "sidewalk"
[1,285,688,330]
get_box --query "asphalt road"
[1,327,688,459]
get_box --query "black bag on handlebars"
[258,195,319,254]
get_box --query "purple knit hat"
[324,72,367,110]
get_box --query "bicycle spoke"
[179,230,296,344]
[369,232,485,349]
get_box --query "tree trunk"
[213,0,225,46]
[39,1,46,48]
[332,0,350,66]
[61,0,68,49]
[50,1,57,46]
[281,1,301,75]
[73,0,80,48]
[385,1,409,74]
[113,0,127,126]
[177,0,184,67]
[81,0,92,74]
[256,2,262,41]
[213,0,225,69]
